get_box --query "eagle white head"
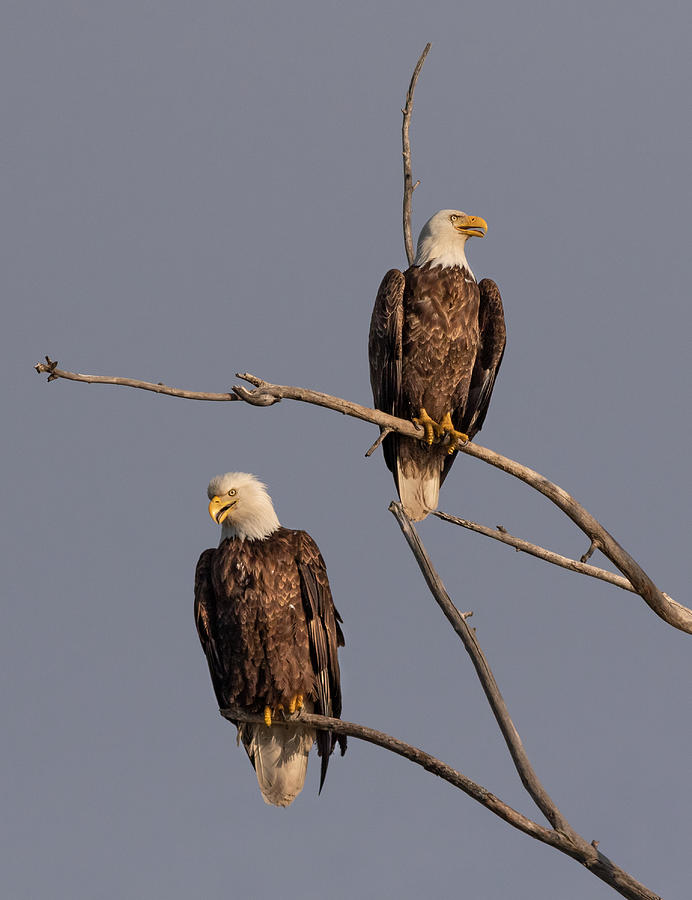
[207,472,280,543]
[414,209,488,274]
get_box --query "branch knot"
[35,356,59,381]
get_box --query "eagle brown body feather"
[369,263,506,518]
[194,527,345,801]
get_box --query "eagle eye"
[451,214,458,222]
[228,489,237,496]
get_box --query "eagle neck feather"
[414,235,476,279]
[219,510,280,543]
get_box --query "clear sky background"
[3,2,691,898]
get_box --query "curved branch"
[221,707,660,900]
[35,360,689,633]
[221,707,556,844]
[455,437,690,633]
[433,510,638,594]
[402,43,430,265]
[390,501,574,836]
[232,375,689,634]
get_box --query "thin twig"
[433,510,637,594]
[35,360,689,633]
[581,539,600,564]
[364,426,393,457]
[402,43,431,265]
[34,357,238,402]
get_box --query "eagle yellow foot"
[288,693,304,714]
[439,412,469,455]
[413,407,444,446]
[264,695,304,725]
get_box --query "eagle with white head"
[369,209,506,519]
[194,472,345,806]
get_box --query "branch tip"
[35,356,59,380]
[580,539,600,563]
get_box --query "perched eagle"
[194,472,346,807]
[369,209,506,520]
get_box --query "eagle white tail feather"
[240,717,316,807]
[396,456,441,521]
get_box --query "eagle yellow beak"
[208,495,237,524]
[454,214,487,238]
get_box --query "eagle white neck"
[219,505,281,543]
[414,232,475,279]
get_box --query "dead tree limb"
[402,43,430,265]
[221,707,558,844]
[34,356,237,402]
[388,502,663,899]
[35,360,689,633]
[432,510,638,594]
[222,711,659,897]
[390,501,574,834]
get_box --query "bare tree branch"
[402,43,431,265]
[390,501,575,835]
[454,436,691,633]
[34,357,237,402]
[220,707,557,844]
[35,360,690,633]
[220,708,660,900]
[432,510,638,594]
[386,504,662,900]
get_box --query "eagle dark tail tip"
[316,731,347,794]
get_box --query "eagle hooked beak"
[208,495,237,524]
[453,214,488,239]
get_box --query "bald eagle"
[369,209,506,520]
[194,473,345,807]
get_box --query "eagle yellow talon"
[264,706,272,727]
[413,407,443,446]
[439,412,469,454]
[287,693,304,714]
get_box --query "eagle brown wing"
[296,531,346,792]
[368,269,405,475]
[194,548,227,709]
[459,277,506,440]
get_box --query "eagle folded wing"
[368,268,405,474]
[194,548,226,709]
[460,277,506,439]
[297,532,346,792]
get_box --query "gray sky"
[3,2,691,898]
